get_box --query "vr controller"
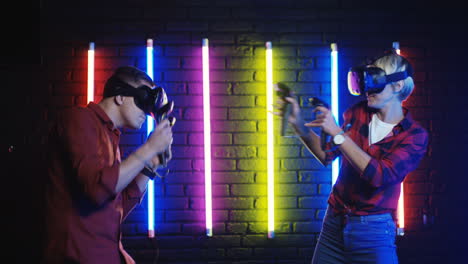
[275,82,293,136]
[308,97,329,151]
[149,87,176,168]
[274,82,330,150]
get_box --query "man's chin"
[126,123,143,130]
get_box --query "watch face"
[333,134,345,145]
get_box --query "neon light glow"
[330,43,339,185]
[397,175,405,236]
[393,41,405,236]
[146,38,155,238]
[393,41,401,55]
[202,38,213,237]
[266,41,275,239]
[87,42,95,104]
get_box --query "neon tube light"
[202,38,213,237]
[87,42,95,104]
[266,41,275,239]
[330,43,339,185]
[146,38,156,238]
[393,41,405,236]
[393,41,401,55]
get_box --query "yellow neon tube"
[266,41,275,239]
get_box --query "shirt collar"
[87,102,121,136]
[399,107,414,131]
[365,103,414,131]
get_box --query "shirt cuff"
[99,162,120,200]
[125,179,146,202]
[324,141,339,165]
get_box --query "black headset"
[104,76,173,121]
[347,50,414,96]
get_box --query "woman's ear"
[114,95,125,105]
[392,80,404,93]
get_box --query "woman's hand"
[304,106,342,136]
[272,84,307,135]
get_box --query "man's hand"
[146,119,173,156]
[148,145,172,170]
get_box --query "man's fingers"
[155,119,170,129]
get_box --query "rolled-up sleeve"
[122,180,147,220]
[59,109,120,206]
[361,127,428,188]
[324,141,341,166]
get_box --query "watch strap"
[141,166,156,180]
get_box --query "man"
[275,51,428,263]
[43,66,174,264]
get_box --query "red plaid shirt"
[324,100,428,216]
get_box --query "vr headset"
[104,76,174,124]
[105,76,176,169]
[347,52,414,96]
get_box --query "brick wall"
[12,0,468,263]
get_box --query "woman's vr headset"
[104,76,174,122]
[347,53,414,96]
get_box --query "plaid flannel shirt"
[324,100,428,216]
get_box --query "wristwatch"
[141,166,156,180]
[332,131,346,146]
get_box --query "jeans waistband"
[327,209,393,223]
[345,213,392,222]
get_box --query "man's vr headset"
[347,52,414,96]
[104,76,175,124]
[105,76,175,169]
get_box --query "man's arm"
[115,144,154,194]
[115,119,173,193]
[121,147,172,219]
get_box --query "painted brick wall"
[12,0,468,263]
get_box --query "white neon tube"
[146,38,155,238]
[202,38,213,237]
[330,43,339,185]
[266,41,275,239]
[87,42,95,104]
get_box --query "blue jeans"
[311,207,398,264]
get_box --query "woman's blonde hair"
[373,53,415,101]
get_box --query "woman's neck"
[376,101,404,124]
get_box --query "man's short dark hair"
[103,66,154,98]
